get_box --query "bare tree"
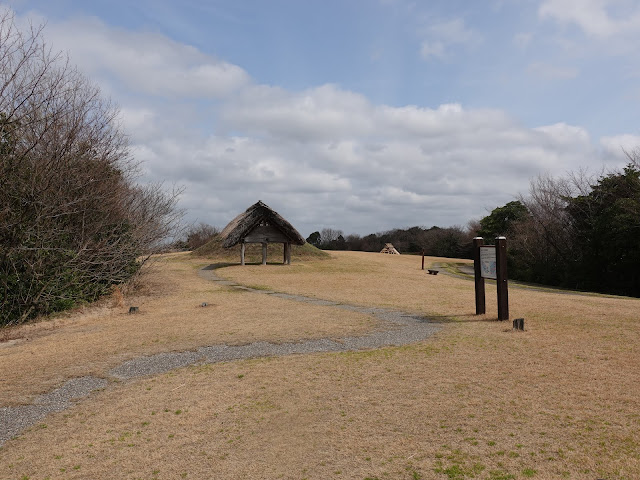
[184,222,220,250]
[508,173,578,285]
[0,11,182,325]
[320,228,342,244]
[318,228,344,250]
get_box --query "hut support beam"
[262,242,267,265]
[283,242,291,265]
[240,242,245,265]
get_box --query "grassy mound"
[192,235,329,263]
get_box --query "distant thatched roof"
[220,200,306,248]
[380,243,400,254]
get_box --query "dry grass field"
[0,252,376,406]
[1,250,639,480]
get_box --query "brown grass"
[220,250,640,323]
[0,253,377,406]
[1,251,639,479]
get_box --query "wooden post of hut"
[283,242,292,265]
[219,201,306,265]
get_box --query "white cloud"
[122,74,617,233]
[426,18,476,44]
[539,0,640,38]
[420,41,446,59]
[44,16,249,98]
[419,18,480,60]
[219,84,376,141]
[160,81,612,232]
[535,123,591,146]
[119,107,157,141]
[600,134,640,159]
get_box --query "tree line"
[0,13,181,325]
[490,152,640,297]
[307,152,640,297]
[306,226,476,259]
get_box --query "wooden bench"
[427,269,439,275]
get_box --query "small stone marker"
[201,302,208,307]
[128,306,139,314]
[513,318,524,331]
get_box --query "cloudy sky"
[6,0,640,236]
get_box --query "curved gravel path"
[0,264,440,446]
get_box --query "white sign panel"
[480,246,497,279]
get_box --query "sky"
[5,0,640,236]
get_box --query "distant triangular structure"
[380,243,400,255]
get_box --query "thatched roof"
[220,200,306,248]
[380,243,400,254]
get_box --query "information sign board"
[479,246,497,279]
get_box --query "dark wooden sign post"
[472,237,486,314]
[495,237,509,321]
[473,236,509,320]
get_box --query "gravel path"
[0,264,440,446]
[0,377,108,446]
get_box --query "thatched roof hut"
[380,243,400,255]
[220,200,305,265]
